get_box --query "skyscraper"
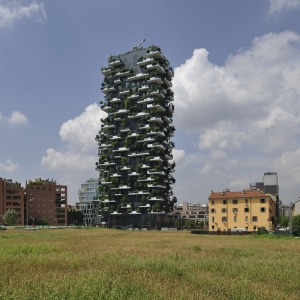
[96,43,176,228]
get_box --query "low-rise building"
[0,178,25,225]
[167,202,209,226]
[208,189,276,232]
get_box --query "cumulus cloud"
[41,104,105,171]
[269,0,300,14]
[172,149,185,164]
[0,1,47,28]
[174,31,300,154]
[0,159,20,172]
[0,110,28,125]
[210,150,227,160]
[271,148,300,187]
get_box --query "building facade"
[96,43,175,228]
[0,178,24,225]
[250,172,279,196]
[75,178,100,226]
[25,178,68,226]
[167,202,209,226]
[208,189,276,232]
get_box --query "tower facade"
[96,44,176,228]
[75,178,100,226]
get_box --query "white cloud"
[0,110,28,125]
[271,148,300,187]
[0,1,46,28]
[41,104,105,171]
[172,149,185,164]
[174,31,300,154]
[269,0,300,14]
[210,150,227,160]
[9,111,28,125]
[0,159,19,172]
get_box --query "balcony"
[137,97,155,105]
[120,89,130,95]
[137,137,155,143]
[140,164,150,169]
[128,112,149,119]
[114,78,122,85]
[167,68,174,78]
[115,71,130,77]
[110,135,122,141]
[128,191,150,196]
[101,105,111,113]
[147,170,165,175]
[147,77,163,85]
[168,95,174,101]
[163,78,172,88]
[101,67,111,76]
[128,132,139,138]
[109,59,123,67]
[128,172,140,176]
[99,162,116,166]
[139,124,150,130]
[163,116,172,123]
[101,124,116,131]
[147,117,163,124]
[147,130,165,137]
[146,50,165,60]
[128,73,148,81]
[111,97,122,103]
[149,90,165,99]
[147,143,165,151]
[120,127,131,133]
[149,197,164,202]
[147,184,166,189]
[147,103,166,112]
[120,166,130,171]
[99,143,112,149]
[167,104,174,113]
[146,63,166,74]
[112,147,129,152]
[137,57,155,66]
[165,154,173,160]
[128,151,150,157]
[138,85,150,92]
[114,109,129,115]
[128,94,140,100]
[101,85,116,94]
[150,156,163,163]
[138,177,153,182]
[110,173,122,178]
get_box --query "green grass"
[0,229,299,299]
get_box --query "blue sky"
[1,0,300,205]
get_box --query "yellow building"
[208,189,276,232]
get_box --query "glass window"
[222,217,227,222]
[245,199,248,204]
[233,208,238,213]
[245,216,248,222]
[233,199,238,204]
[260,207,266,212]
[252,216,258,222]
[210,209,216,213]
[223,200,227,204]
[260,199,266,203]
[244,208,249,213]
[234,216,237,222]
[221,208,227,213]
[212,216,215,222]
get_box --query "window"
[252,216,258,222]
[212,217,215,222]
[211,200,214,205]
[210,209,216,213]
[222,217,227,223]
[245,199,248,204]
[232,199,238,204]
[244,207,249,213]
[234,216,237,222]
[212,225,215,229]
[222,200,227,204]
[253,226,257,230]
[260,207,266,212]
[245,216,248,222]
[221,208,227,213]
[233,208,238,213]
[260,199,266,203]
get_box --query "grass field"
[0,228,300,300]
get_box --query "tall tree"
[3,209,18,225]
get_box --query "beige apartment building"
[25,178,68,226]
[208,189,276,232]
[0,178,25,225]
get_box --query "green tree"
[292,215,300,236]
[199,220,204,229]
[3,209,18,225]
[184,219,192,229]
[280,216,289,228]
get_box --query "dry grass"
[0,228,300,299]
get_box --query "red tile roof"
[208,190,271,200]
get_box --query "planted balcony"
[150,156,163,163]
[128,112,149,119]
[109,59,123,67]
[147,77,163,85]
[101,85,116,94]
[149,90,165,99]
[128,73,148,81]
[146,50,165,60]
[147,117,163,124]
[112,147,129,153]
[163,78,172,88]
[128,94,140,100]
[111,97,122,103]
[101,124,116,131]
[137,96,155,105]
[114,78,122,85]
[110,135,122,140]
[138,85,150,92]
[146,103,166,112]
[101,67,111,76]
[137,57,155,66]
